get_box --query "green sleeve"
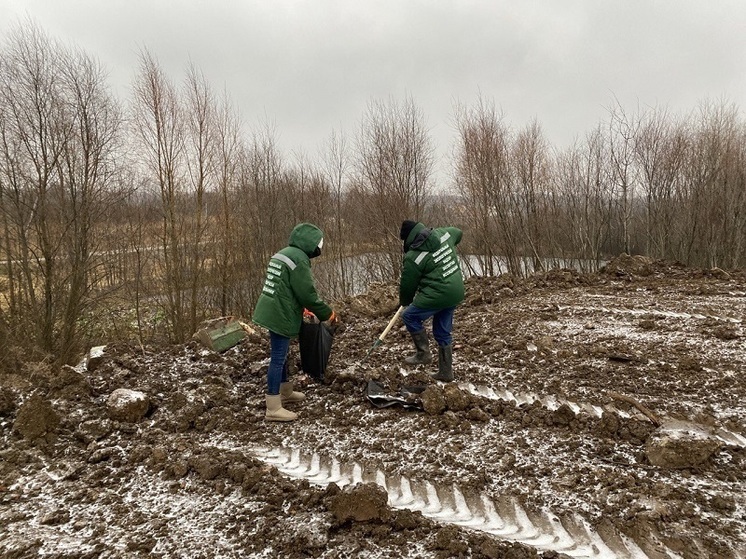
[399,257,422,306]
[290,262,333,320]
[446,227,463,246]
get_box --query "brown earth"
[1,255,745,558]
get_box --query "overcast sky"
[1,0,745,185]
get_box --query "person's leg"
[267,331,291,395]
[266,331,296,421]
[402,305,436,333]
[279,349,305,403]
[432,307,455,382]
[402,305,436,365]
[431,307,455,347]
[281,359,290,384]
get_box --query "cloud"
[1,0,744,183]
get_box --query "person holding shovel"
[252,223,339,421]
[399,220,464,382]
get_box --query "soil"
[1,255,745,558]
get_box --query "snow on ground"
[1,262,745,557]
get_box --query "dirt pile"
[1,261,745,558]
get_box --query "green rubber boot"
[404,330,432,365]
[431,344,454,382]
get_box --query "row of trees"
[454,97,746,276]
[1,22,745,367]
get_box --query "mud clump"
[604,253,701,279]
[421,385,447,415]
[0,387,16,416]
[106,388,150,423]
[328,482,390,523]
[49,365,92,400]
[420,384,474,415]
[443,384,472,412]
[431,524,469,556]
[12,393,59,441]
[646,423,723,469]
[602,253,656,277]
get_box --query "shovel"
[359,305,405,364]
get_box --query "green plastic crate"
[196,317,246,352]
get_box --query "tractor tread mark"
[252,445,686,559]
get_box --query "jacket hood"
[404,222,434,252]
[288,223,324,256]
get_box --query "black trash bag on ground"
[299,320,334,380]
[365,380,425,410]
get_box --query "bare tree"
[511,119,551,272]
[552,127,614,269]
[56,45,127,357]
[453,97,513,275]
[355,96,434,280]
[183,63,215,330]
[212,90,244,316]
[288,150,333,225]
[0,21,125,364]
[321,129,353,296]
[132,49,189,341]
[633,106,688,259]
[232,119,288,312]
[607,100,639,255]
[681,100,745,268]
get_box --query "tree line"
[1,21,744,367]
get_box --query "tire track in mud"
[247,380,744,558]
[556,303,743,324]
[252,446,681,559]
[459,382,746,449]
[458,383,746,448]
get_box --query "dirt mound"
[336,282,399,318]
[600,252,740,282]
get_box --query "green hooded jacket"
[399,222,465,310]
[252,223,333,338]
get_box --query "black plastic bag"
[298,320,334,380]
[365,380,425,410]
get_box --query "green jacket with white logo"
[252,223,333,338]
[399,222,465,310]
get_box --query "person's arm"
[445,227,463,246]
[399,256,422,306]
[290,262,333,321]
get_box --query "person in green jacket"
[399,220,465,382]
[252,223,339,421]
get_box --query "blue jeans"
[267,331,290,395]
[402,305,455,346]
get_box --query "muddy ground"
[1,255,744,558]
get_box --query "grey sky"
[1,0,745,185]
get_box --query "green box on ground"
[196,317,246,352]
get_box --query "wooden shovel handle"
[379,305,405,342]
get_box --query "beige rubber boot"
[280,382,305,404]
[265,394,297,422]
